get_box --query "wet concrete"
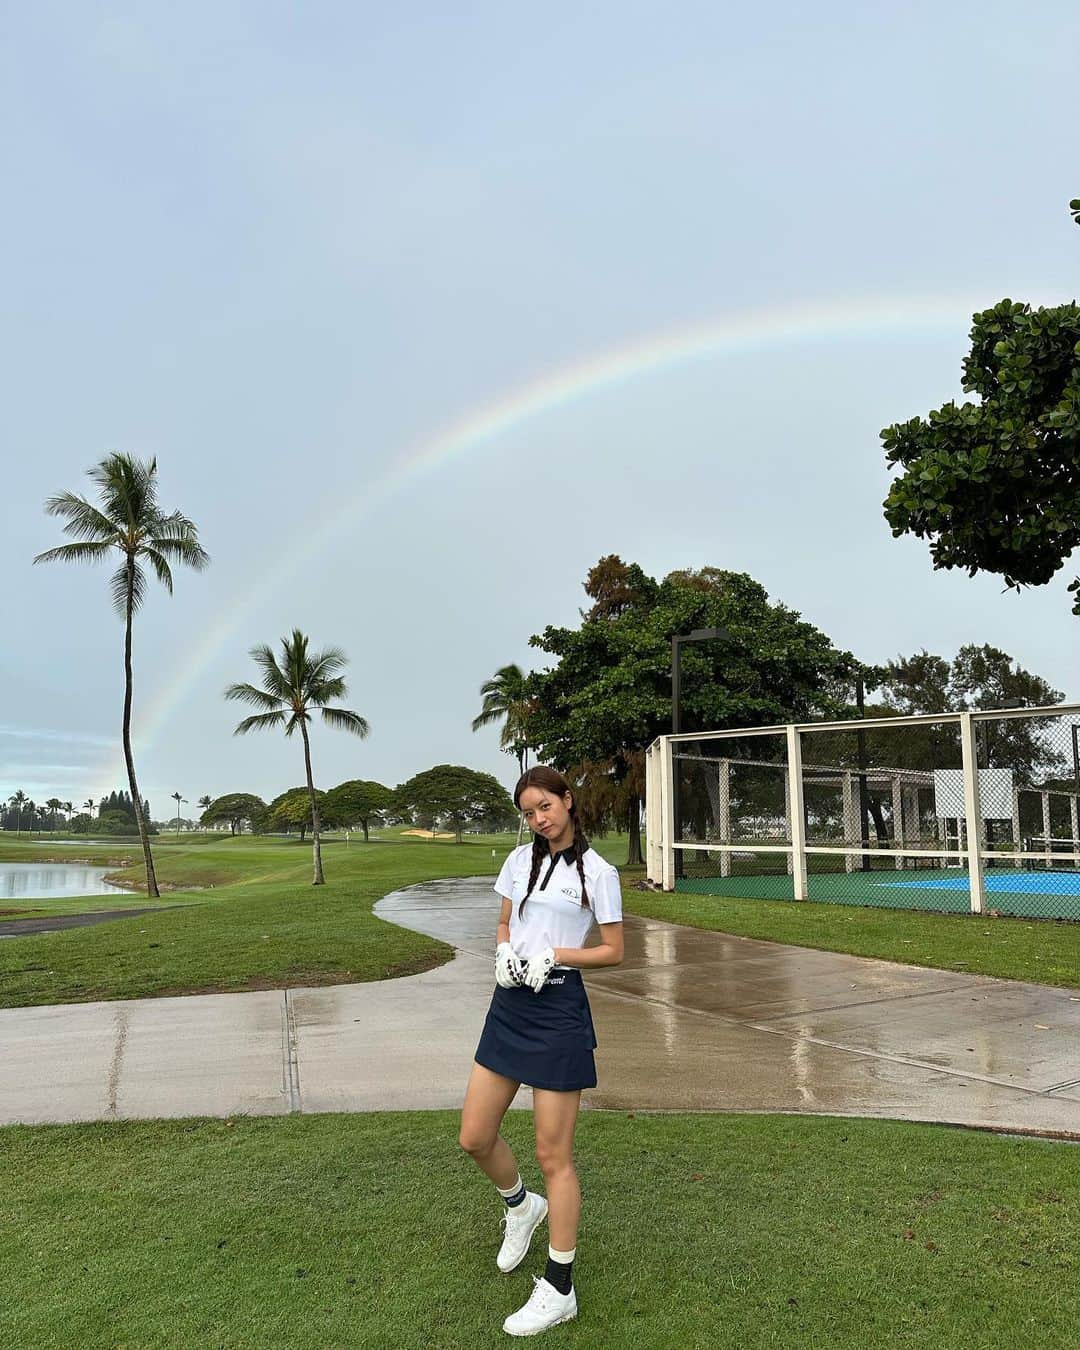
[376,879,1080,1132]
[0,878,1076,1131]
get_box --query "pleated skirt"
[474,969,598,1092]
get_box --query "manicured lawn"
[1,831,1078,1008]
[0,1110,1075,1348]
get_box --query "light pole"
[671,627,730,879]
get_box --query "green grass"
[630,887,1080,989]
[1,832,1078,1008]
[0,1110,1075,1349]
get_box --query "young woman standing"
[458,765,624,1337]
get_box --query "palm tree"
[471,663,532,776]
[46,797,63,832]
[63,801,73,829]
[198,794,212,830]
[9,790,28,837]
[226,630,369,885]
[34,453,209,898]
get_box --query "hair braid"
[518,833,547,920]
[572,811,590,908]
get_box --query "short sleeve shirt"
[494,843,623,965]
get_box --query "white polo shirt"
[494,842,623,966]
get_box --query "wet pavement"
[0,877,1077,1132]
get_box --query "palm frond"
[224,682,286,711]
[307,647,348,684]
[233,711,288,736]
[41,492,119,541]
[150,511,210,569]
[283,710,308,737]
[320,707,370,736]
[249,644,293,701]
[109,560,146,616]
[142,548,174,593]
[33,540,115,567]
[91,453,158,531]
[307,674,348,704]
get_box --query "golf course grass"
[2,1110,1076,1348]
[1,832,1078,1346]
[0,830,1078,1008]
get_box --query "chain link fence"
[644,705,1080,921]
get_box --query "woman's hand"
[495,942,525,988]
[522,946,556,993]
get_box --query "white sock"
[548,1245,576,1263]
[496,1174,526,1203]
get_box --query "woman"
[458,765,624,1337]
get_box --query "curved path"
[375,878,1080,1133]
[0,878,1076,1132]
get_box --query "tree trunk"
[626,794,643,866]
[123,559,159,898]
[301,720,324,885]
[362,819,370,843]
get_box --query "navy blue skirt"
[474,969,598,1092]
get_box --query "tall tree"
[8,791,28,837]
[34,454,208,897]
[396,765,516,843]
[226,631,369,884]
[323,780,394,842]
[882,205,1080,615]
[471,663,532,777]
[525,561,860,864]
[200,792,266,836]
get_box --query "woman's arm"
[552,921,624,970]
[496,896,513,947]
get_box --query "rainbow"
[100,290,1012,790]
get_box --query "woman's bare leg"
[531,1088,581,1251]
[459,1062,522,1188]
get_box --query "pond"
[0,862,128,901]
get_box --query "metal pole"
[671,637,682,879]
[1073,724,1079,803]
[855,675,870,870]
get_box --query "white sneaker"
[503,1276,578,1337]
[496,1191,548,1273]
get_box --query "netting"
[658,708,1080,922]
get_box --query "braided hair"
[514,765,589,920]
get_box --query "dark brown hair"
[513,766,589,919]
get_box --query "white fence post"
[959,713,985,915]
[786,724,808,900]
[660,735,676,891]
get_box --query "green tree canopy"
[522,558,862,861]
[267,787,329,841]
[323,780,394,842]
[201,793,267,836]
[882,289,1080,614]
[395,765,516,843]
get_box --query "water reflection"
[0,863,126,900]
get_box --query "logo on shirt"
[560,887,580,899]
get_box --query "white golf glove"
[523,946,556,994]
[495,942,525,989]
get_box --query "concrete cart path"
[1,877,1077,1133]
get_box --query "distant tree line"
[2,787,157,836]
[198,766,517,844]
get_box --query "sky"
[2,1,1078,817]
